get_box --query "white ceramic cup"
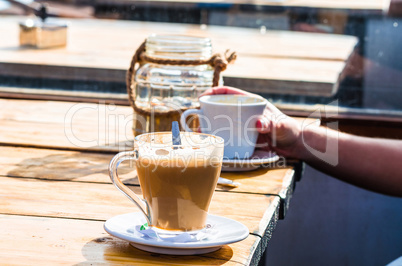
[180,94,267,159]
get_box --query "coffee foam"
[135,133,223,164]
[139,132,216,146]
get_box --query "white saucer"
[104,212,249,255]
[222,150,279,172]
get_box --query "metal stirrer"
[172,121,181,147]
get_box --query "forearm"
[295,126,402,196]
[389,0,402,16]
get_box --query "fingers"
[200,86,255,97]
[255,132,272,151]
[256,116,271,134]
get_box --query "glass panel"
[0,0,401,117]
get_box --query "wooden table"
[0,97,304,264]
[0,16,357,97]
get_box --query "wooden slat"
[0,56,345,97]
[0,176,280,237]
[0,16,357,62]
[219,168,295,195]
[0,146,295,196]
[0,86,130,105]
[0,98,319,152]
[0,16,357,96]
[0,98,133,152]
[0,146,117,183]
[221,166,296,219]
[224,56,346,97]
[0,214,265,265]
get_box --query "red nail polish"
[256,119,262,129]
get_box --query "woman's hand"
[201,86,303,158]
[203,87,402,196]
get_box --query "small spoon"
[218,177,240,188]
[172,121,181,147]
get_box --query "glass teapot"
[126,34,234,136]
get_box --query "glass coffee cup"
[109,132,224,234]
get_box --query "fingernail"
[256,119,262,129]
[256,119,269,131]
[257,118,270,133]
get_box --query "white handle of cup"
[180,109,204,132]
[108,151,152,225]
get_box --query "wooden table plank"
[0,176,280,237]
[0,214,265,265]
[0,16,357,61]
[224,56,346,97]
[220,166,295,219]
[0,143,295,220]
[0,146,116,183]
[0,146,294,196]
[0,16,358,96]
[0,98,134,152]
[0,98,318,152]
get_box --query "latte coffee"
[136,157,221,231]
[108,132,224,233]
